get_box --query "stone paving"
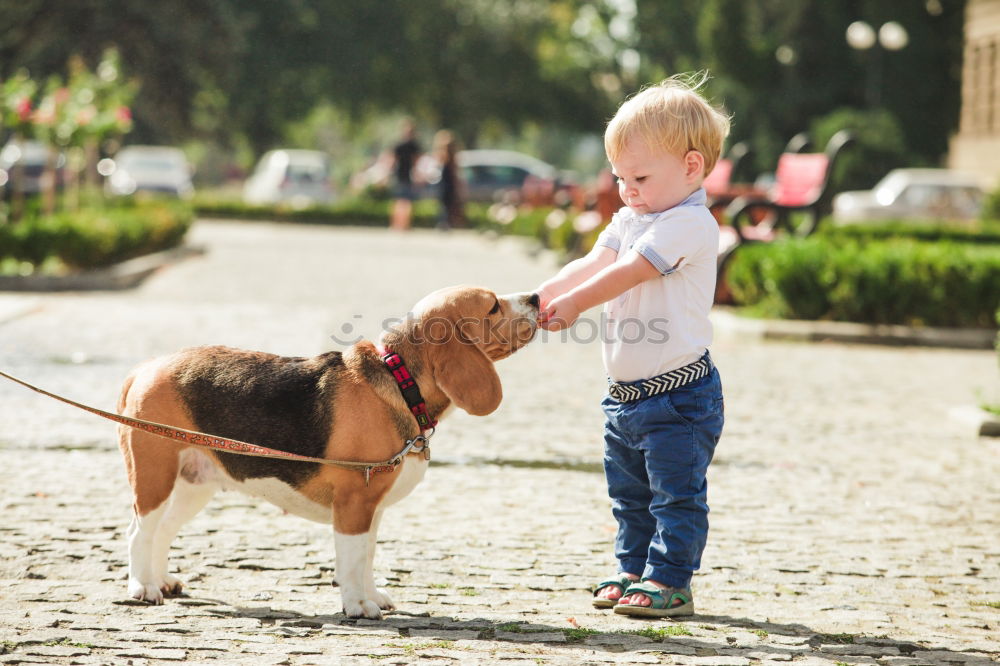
[0,220,998,665]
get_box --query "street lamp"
[846,20,909,107]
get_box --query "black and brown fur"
[117,286,539,617]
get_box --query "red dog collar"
[379,346,437,433]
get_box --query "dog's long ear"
[432,338,502,416]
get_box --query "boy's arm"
[540,250,660,330]
[535,245,618,308]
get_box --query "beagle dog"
[117,286,539,618]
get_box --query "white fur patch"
[379,456,429,509]
[223,476,331,523]
[334,530,383,618]
[503,291,538,320]
[179,449,221,484]
[127,503,168,603]
[189,448,427,525]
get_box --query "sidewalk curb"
[949,405,1000,437]
[712,309,997,350]
[0,244,204,293]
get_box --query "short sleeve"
[632,210,713,276]
[595,210,625,253]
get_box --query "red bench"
[704,142,755,223]
[717,130,855,260]
[703,158,734,200]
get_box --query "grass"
[563,628,599,643]
[42,639,95,649]
[815,633,857,644]
[488,623,599,643]
[622,626,693,640]
[981,404,1000,418]
[496,622,529,633]
[971,600,1000,609]
[480,623,545,641]
[385,641,455,656]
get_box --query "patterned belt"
[608,355,713,403]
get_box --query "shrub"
[980,186,1000,222]
[193,197,442,227]
[0,199,193,272]
[727,235,1000,328]
[192,195,593,255]
[192,193,602,262]
[821,220,1000,245]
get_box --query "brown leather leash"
[0,369,430,486]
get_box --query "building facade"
[950,0,1000,185]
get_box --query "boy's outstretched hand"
[539,294,581,331]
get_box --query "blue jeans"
[601,358,724,589]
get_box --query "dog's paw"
[129,579,165,605]
[371,588,395,611]
[160,574,184,596]
[343,598,384,619]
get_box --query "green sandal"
[613,581,694,618]
[592,573,637,609]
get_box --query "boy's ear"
[685,150,706,181]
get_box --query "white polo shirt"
[595,188,718,383]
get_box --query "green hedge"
[0,200,193,271]
[727,235,1000,328]
[195,198,1000,330]
[193,196,587,245]
[193,197,440,227]
[819,220,1000,245]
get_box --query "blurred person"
[389,119,423,231]
[433,130,465,230]
[534,74,730,618]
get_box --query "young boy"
[536,74,729,617]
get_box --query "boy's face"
[610,136,703,215]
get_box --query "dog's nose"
[528,293,540,308]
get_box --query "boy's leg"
[621,371,724,605]
[602,397,657,584]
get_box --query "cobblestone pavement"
[1,220,998,665]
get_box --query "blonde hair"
[604,72,731,177]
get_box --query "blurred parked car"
[457,149,566,203]
[105,145,194,198]
[351,147,572,204]
[243,149,334,207]
[0,139,65,197]
[832,168,984,223]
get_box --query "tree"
[0,0,241,144]
[636,0,966,177]
[0,0,967,178]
